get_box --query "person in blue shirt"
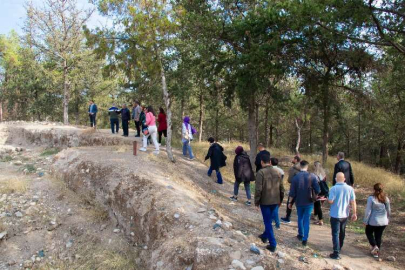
[88,100,98,128]
[287,160,320,246]
[328,172,357,260]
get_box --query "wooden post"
[133,141,137,156]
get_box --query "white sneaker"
[139,147,147,152]
[153,150,160,155]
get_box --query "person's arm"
[350,199,357,221]
[205,146,212,161]
[255,154,260,169]
[145,113,152,126]
[233,156,239,180]
[288,177,296,207]
[332,163,338,186]
[279,174,285,205]
[328,187,335,204]
[363,196,372,225]
[254,171,264,206]
[386,197,391,219]
[349,163,354,186]
[312,175,321,194]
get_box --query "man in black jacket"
[118,104,131,137]
[205,137,226,184]
[255,143,271,172]
[332,152,354,186]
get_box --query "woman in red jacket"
[157,107,167,144]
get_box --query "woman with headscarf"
[313,161,329,225]
[157,107,167,144]
[230,146,254,206]
[182,116,195,160]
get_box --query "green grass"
[0,155,13,162]
[20,164,36,173]
[40,148,61,156]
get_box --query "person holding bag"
[230,146,254,206]
[363,183,390,259]
[182,116,195,160]
[139,106,159,154]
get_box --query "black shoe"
[329,253,341,260]
[281,217,291,224]
[135,135,140,137]
[297,235,303,241]
[266,245,276,252]
[258,234,268,243]
[302,240,307,246]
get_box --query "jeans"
[159,130,167,143]
[89,114,96,127]
[142,125,159,151]
[365,225,386,249]
[330,217,348,254]
[296,204,314,241]
[208,166,223,184]
[134,120,140,136]
[260,204,278,247]
[233,181,251,200]
[122,120,129,136]
[182,140,194,159]
[273,206,280,228]
[314,201,323,220]
[110,119,119,133]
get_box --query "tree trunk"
[63,59,69,125]
[75,99,80,125]
[358,111,361,162]
[295,118,301,155]
[321,83,330,165]
[180,98,185,121]
[0,101,3,122]
[215,109,219,140]
[269,124,273,147]
[394,139,403,174]
[309,118,313,154]
[248,96,257,166]
[160,61,175,162]
[255,102,259,143]
[264,98,270,147]
[198,91,204,143]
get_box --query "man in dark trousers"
[205,137,226,184]
[281,155,301,224]
[255,143,271,172]
[132,100,142,137]
[333,152,354,186]
[255,153,284,252]
[118,104,131,137]
[88,100,98,128]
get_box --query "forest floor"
[0,123,403,270]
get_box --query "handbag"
[142,127,149,135]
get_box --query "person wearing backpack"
[182,116,195,160]
[288,160,320,246]
[205,137,226,184]
[363,183,390,259]
[328,172,357,260]
[313,161,329,226]
[255,153,284,252]
[230,146,254,206]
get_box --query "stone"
[332,265,344,270]
[276,251,286,258]
[0,231,7,240]
[14,160,23,166]
[7,260,17,266]
[15,211,23,217]
[197,208,206,213]
[23,260,33,268]
[231,259,246,270]
[157,261,164,267]
[209,214,217,220]
[223,221,232,229]
[215,220,222,225]
[277,259,284,264]
[386,256,396,262]
[100,224,107,231]
[230,250,242,260]
[245,260,255,265]
[174,213,180,219]
[213,223,221,230]
[251,267,264,270]
[299,256,308,263]
[250,244,261,255]
[113,229,120,233]
[66,240,73,248]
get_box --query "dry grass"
[190,141,405,198]
[82,127,97,135]
[0,177,28,194]
[0,221,6,232]
[85,203,110,222]
[114,145,131,153]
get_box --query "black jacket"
[255,150,271,172]
[205,143,226,170]
[118,108,131,121]
[233,151,255,183]
[333,160,354,186]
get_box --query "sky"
[0,0,110,36]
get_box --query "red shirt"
[157,113,167,131]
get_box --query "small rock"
[15,211,23,218]
[216,220,222,225]
[7,260,16,266]
[276,251,286,258]
[245,260,255,265]
[0,231,7,240]
[197,208,206,213]
[230,250,242,260]
[299,256,308,263]
[209,215,217,220]
[250,244,261,255]
[231,259,246,270]
[66,240,73,248]
[130,232,135,236]
[174,213,180,219]
[113,229,120,233]
[277,259,284,264]
[213,223,221,230]
[156,261,164,267]
[14,160,23,166]
[386,256,396,262]
[251,267,264,270]
[143,245,148,250]
[223,221,232,229]
[23,260,33,268]
[75,254,81,260]
[38,250,45,258]
[32,195,39,202]
[332,265,344,270]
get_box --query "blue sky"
[0,0,110,36]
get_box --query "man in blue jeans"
[205,137,226,184]
[328,172,357,259]
[255,153,284,252]
[288,160,320,246]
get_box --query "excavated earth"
[0,122,401,270]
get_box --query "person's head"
[122,103,127,108]
[208,137,215,144]
[142,105,147,112]
[159,107,165,114]
[292,155,301,164]
[336,172,345,183]
[300,160,309,171]
[314,161,326,178]
[337,152,345,161]
[184,116,190,124]
[147,106,155,116]
[270,157,278,166]
[235,146,244,155]
[135,100,140,106]
[89,100,94,104]
[261,153,271,167]
[373,183,387,203]
[258,143,265,151]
